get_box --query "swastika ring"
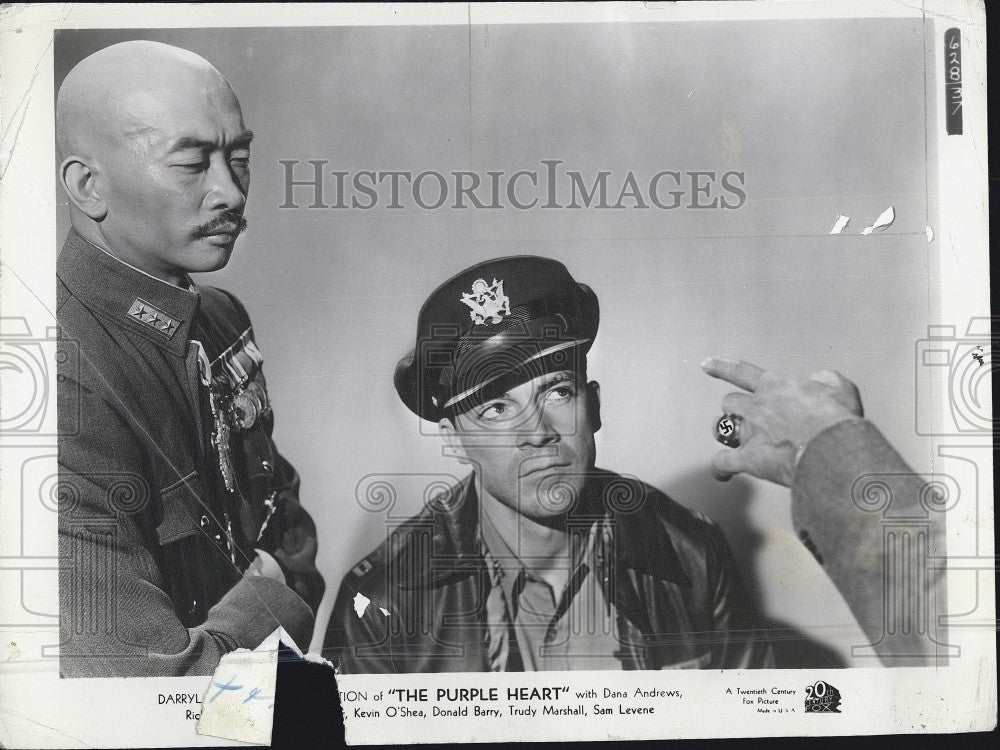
[715,414,742,448]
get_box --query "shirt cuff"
[245,549,287,585]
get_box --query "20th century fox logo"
[804,681,842,713]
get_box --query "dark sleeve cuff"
[204,575,315,653]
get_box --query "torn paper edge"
[829,214,850,234]
[860,205,895,235]
[353,591,371,618]
[196,626,341,745]
[196,628,284,746]
[352,591,390,618]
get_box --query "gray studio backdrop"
[55,19,937,666]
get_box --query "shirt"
[479,494,623,671]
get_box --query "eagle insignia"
[460,277,510,325]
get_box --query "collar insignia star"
[127,298,180,338]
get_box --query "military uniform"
[325,256,773,672]
[326,471,772,672]
[57,230,321,677]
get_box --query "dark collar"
[391,475,485,589]
[609,482,693,588]
[57,229,200,357]
[394,469,691,590]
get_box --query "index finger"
[701,357,768,392]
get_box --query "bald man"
[56,41,323,677]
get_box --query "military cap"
[394,256,599,420]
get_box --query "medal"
[230,389,259,430]
[209,379,273,494]
[225,512,236,565]
[256,490,279,543]
[209,386,238,493]
[230,380,268,430]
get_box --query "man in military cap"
[326,256,774,672]
[56,40,323,677]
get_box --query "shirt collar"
[479,492,597,611]
[57,229,200,357]
[394,470,692,591]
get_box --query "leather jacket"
[325,469,773,672]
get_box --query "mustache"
[195,211,248,237]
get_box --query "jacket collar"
[391,475,484,589]
[57,229,200,357]
[393,469,691,590]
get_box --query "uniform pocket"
[156,471,207,545]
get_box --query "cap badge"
[460,277,510,325]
